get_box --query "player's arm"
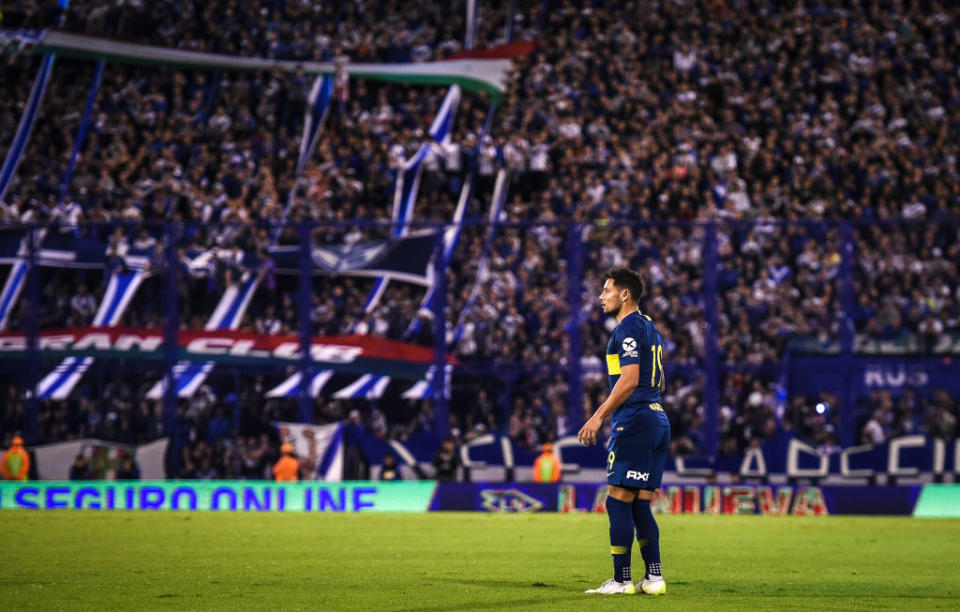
[577,364,638,446]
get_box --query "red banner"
[0,327,453,369]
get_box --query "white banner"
[31,438,168,480]
[273,422,344,482]
[1,29,515,96]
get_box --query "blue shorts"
[605,423,670,490]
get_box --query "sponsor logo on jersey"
[621,337,638,358]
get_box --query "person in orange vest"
[1,436,30,481]
[533,442,562,483]
[272,442,300,482]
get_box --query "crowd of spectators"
[1,0,960,468]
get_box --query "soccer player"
[579,268,670,595]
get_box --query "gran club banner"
[0,327,454,378]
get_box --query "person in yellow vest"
[533,442,561,483]
[272,442,300,482]
[1,436,30,481]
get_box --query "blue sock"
[606,497,634,583]
[632,498,662,578]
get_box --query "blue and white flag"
[450,167,510,347]
[0,231,154,270]
[267,86,462,400]
[298,76,333,175]
[272,75,333,245]
[428,85,460,146]
[332,374,391,400]
[396,101,504,398]
[368,167,480,399]
[146,275,258,399]
[387,143,430,241]
[266,142,429,399]
[36,269,144,400]
[267,231,437,286]
[401,365,453,400]
[265,370,333,399]
[0,50,67,328]
[403,151,480,341]
[0,260,27,331]
[366,84,459,308]
[333,88,465,399]
[275,421,344,481]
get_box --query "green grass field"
[2,512,959,611]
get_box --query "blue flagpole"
[703,222,720,459]
[839,222,856,447]
[24,227,40,443]
[0,54,56,202]
[432,230,449,437]
[297,221,314,424]
[19,0,71,441]
[201,71,221,123]
[162,221,179,439]
[60,60,105,202]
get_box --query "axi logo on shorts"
[626,470,650,481]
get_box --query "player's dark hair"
[604,268,645,303]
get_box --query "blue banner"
[268,231,436,286]
[430,482,923,516]
[789,355,960,398]
[348,428,960,481]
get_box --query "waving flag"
[0,49,58,324]
[401,365,453,400]
[267,86,462,400]
[332,374,392,400]
[450,167,511,347]
[265,371,333,399]
[298,76,333,175]
[267,231,437,286]
[0,30,532,97]
[36,269,144,400]
[274,422,344,481]
[0,260,27,331]
[274,74,334,243]
[146,276,258,399]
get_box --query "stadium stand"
[1,0,958,479]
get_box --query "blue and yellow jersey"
[606,311,668,433]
